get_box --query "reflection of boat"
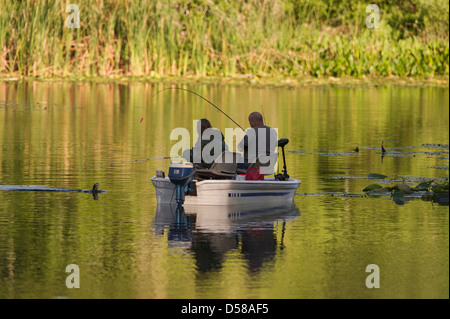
[183,201,299,233]
[151,202,300,272]
[151,201,300,237]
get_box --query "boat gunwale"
[151,176,301,186]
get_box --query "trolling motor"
[168,162,195,207]
[275,138,290,181]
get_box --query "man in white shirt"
[237,112,278,171]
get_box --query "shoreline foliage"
[0,0,448,78]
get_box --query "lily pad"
[434,192,449,205]
[363,184,383,192]
[421,193,434,201]
[431,183,449,193]
[368,173,388,179]
[368,187,391,193]
[365,187,391,197]
[392,191,405,199]
[393,197,406,205]
[412,180,433,191]
[396,184,412,194]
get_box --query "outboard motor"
[168,162,195,207]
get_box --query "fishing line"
[260,104,266,126]
[149,87,245,131]
[84,156,180,167]
[88,88,243,167]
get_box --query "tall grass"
[0,0,448,78]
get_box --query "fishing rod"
[150,87,245,131]
[84,156,181,167]
[88,88,243,167]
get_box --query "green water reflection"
[0,81,448,298]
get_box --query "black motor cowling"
[169,162,195,206]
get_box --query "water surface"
[0,81,448,298]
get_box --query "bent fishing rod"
[150,87,245,131]
[88,88,244,166]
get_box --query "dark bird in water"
[354,146,359,152]
[92,183,100,200]
[381,142,386,153]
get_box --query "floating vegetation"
[380,152,418,158]
[368,173,388,180]
[296,183,448,205]
[428,166,449,170]
[363,184,385,192]
[358,146,382,150]
[413,180,434,191]
[289,143,449,205]
[394,175,423,183]
[290,144,450,159]
[288,150,307,155]
[296,192,367,198]
[363,180,449,206]
[329,174,447,183]
[422,144,449,149]
[331,193,367,198]
[322,172,449,205]
[384,146,419,150]
[424,151,449,156]
[290,144,450,178]
[317,153,358,157]
[327,176,368,180]
[329,173,393,181]
[288,150,358,157]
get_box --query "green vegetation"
[0,0,449,79]
[363,178,449,205]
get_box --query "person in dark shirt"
[188,118,228,169]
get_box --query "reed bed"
[0,0,448,79]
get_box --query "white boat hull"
[151,176,301,206]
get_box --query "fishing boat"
[151,138,301,206]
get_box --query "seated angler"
[237,112,278,172]
[186,118,229,169]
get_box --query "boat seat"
[236,153,279,176]
[194,152,241,180]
